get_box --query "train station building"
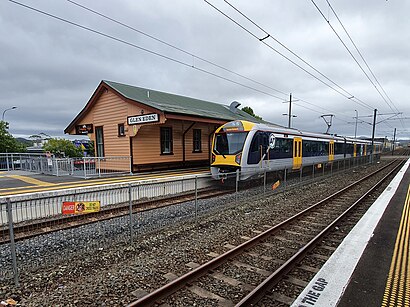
[64,80,262,172]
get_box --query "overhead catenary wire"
[66,0,289,99]
[7,0,288,102]
[7,0,378,136]
[324,0,405,129]
[204,0,375,111]
[65,0,365,129]
[310,0,399,115]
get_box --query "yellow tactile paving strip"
[381,184,410,307]
[6,175,56,187]
[0,169,209,196]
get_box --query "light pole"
[354,110,358,139]
[2,106,17,121]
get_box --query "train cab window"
[214,132,247,155]
[160,127,173,154]
[193,129,202,152]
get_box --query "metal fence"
[0,153,131,178]
[0,156,372,286]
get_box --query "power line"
[204,0,375,110]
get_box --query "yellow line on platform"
[7,175,56,187]
[381,184,410,307]
[0,170,209,196]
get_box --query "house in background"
[64,80,264,172]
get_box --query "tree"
[0,121,26,152]
[242,106,262,120]
[43,138,83,158]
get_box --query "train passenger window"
[193,129,202,152]
[160,127,173,154]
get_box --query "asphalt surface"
[0,168,210,196]
[338,164,409,307]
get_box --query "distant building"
[65,80,264,171]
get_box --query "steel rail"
[236,159,404,306]
[127,159,400,307]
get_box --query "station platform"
[292,158,409,307]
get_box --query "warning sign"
[272,180,280,190]
[62,201,101,214]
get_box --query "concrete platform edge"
[291,158,410,307]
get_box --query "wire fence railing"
[0,153,131,178]
[0,155,374,286]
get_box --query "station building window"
[161,127,173,154]
[193,129,202,152]
[118,123,125,137]
[95,126,104,157]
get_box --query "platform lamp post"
[2,106,17,122]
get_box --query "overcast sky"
[1,0,409,140]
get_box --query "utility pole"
[392,128,396,156]
[371,109,377,163]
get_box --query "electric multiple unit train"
[211,120,383,180]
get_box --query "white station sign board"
[127,113,159,125]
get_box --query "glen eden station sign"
[127,113,159,125]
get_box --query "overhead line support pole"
[288,93,292,128]
[371,109,377,163]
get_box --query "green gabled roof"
[103,80,268,123]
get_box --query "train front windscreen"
[214,132,248,155]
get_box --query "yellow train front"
[211,120,382,181]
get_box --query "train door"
[353,143,357,157]
[329,141,334,161]
[292,137,302,169]
[364,144,367,155]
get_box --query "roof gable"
[103,80,267,123]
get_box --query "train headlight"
[235,153,242,165]
[211,153,216,163]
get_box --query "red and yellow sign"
[272,180,280,191]
[62,201,101,215]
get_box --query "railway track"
[127,159,404,306]
[0,187,232,244]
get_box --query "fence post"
[235,169,239,204]
[11,154,14,170]
[56,159,59,176]
[300,166,303,183]
[6,198,19,287]
[128,184,133,245]
[312,164,315,179]
[195,176,198,220]
[98,158,101,177]
[263,170,266,196]
[284,168,287,192]
[83,158,87,179]
[6,154,10,171]
[129,156,133,175]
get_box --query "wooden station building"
[64,80,262,172]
